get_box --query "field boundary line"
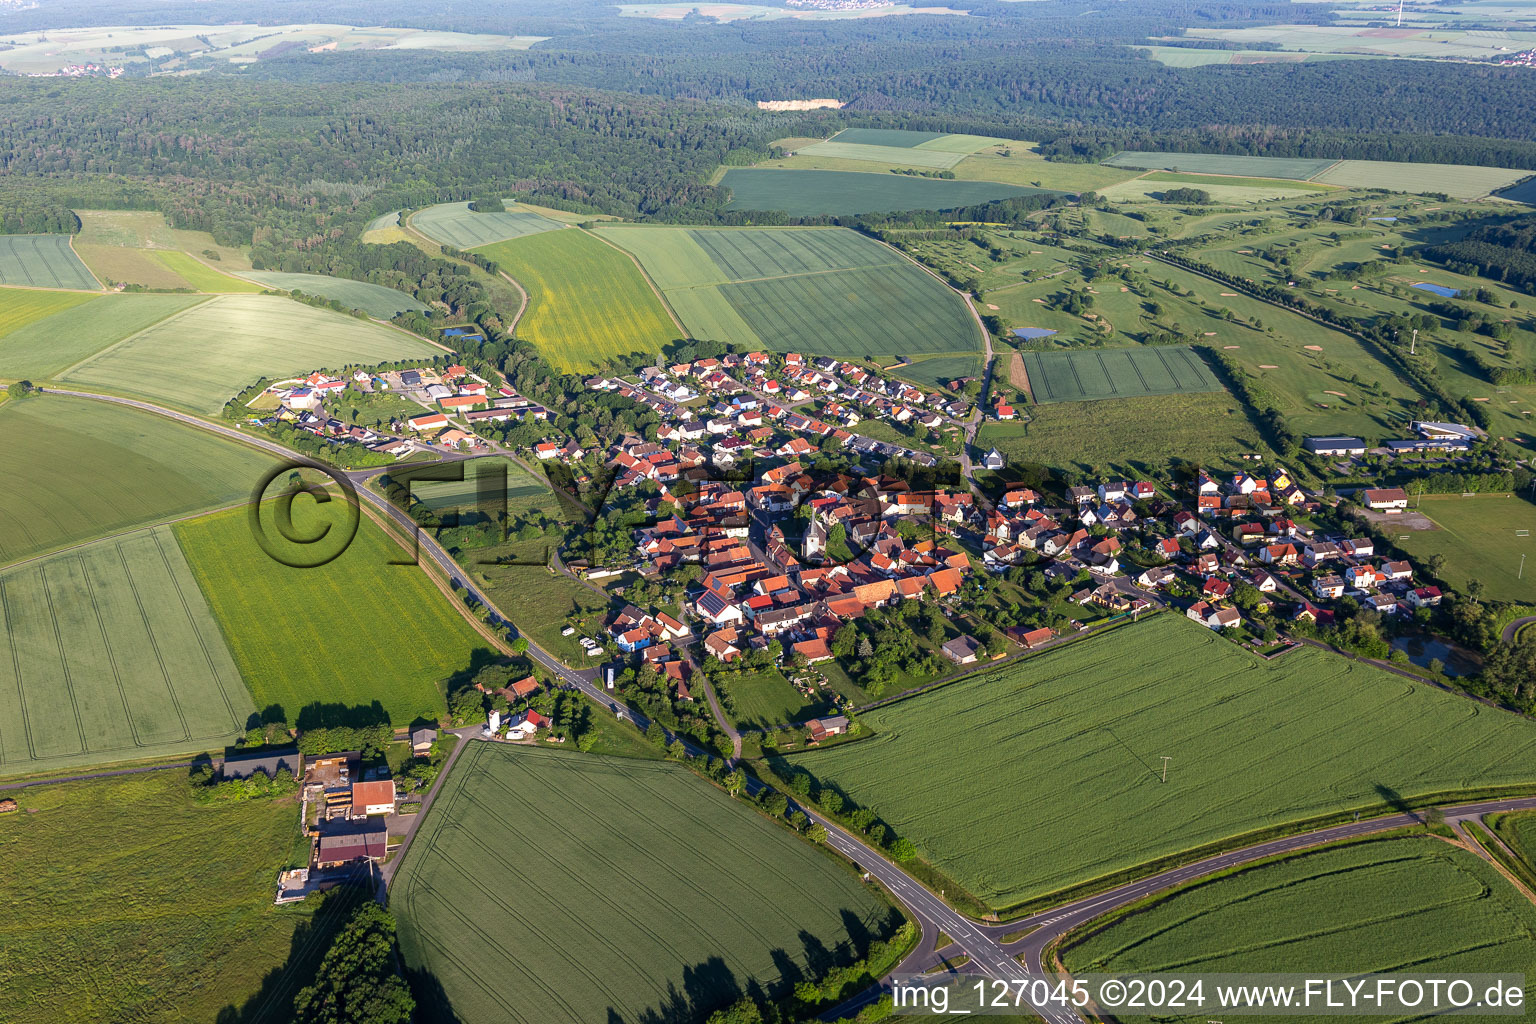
[0,578,38,762]
[582,226,687,336]
[0,498,256,575]
[154,527,246,730]
[37,561,90,756]
[67,234,104,290]
[117,535,194,745]
[50,293,219,380]
[80,545,145,748]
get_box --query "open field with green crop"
[1099,179,1326,205]
[720,168,1055,215]
[76,209,252,268]
[1144,170,1334,192]
[176,505,490,727]
[410,201,563,249]
[0,770,321,1024]
[1104,151,1336,180]
[146,249,265,292]
[0,288,95,339]
[0,235,99,290]
[1062,836,1536,1020]
[395,743,895,1024]
[58,293,440,414]
[240,271,426,318]
[1312,159,1529,198]
[1138,44,1371,65]
[0,394,274,565]
[404,456,555,514]
[473,229,679,372]
[73,243,196,290]
[0,527,252,775]
[0,293,207,379]
[978,391,1258,475]
[1183,22,1536,59]
[1395,495,1536,604]
[953,149,1144,192]
[790,141,971,170]
[827,128,946,148]
[1020,346,1222,403]
[782,614,1536,909]
[600,225,981,360]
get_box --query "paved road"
[1503,615,1536,643]
[378,725,480,887]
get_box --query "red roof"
[351,780,395,811]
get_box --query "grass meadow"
[717,667,834,732]
[394,743,895,1024]
[473,229,679,372]
[601,225,981,361]
[75,208,253,268]
[0,770,316,1024]
[73,243,198,290]
[241,271,427,318]
[0,234,99,290]
[0,287,95,339]
[410,201,563,249]
[1103,151,1337,180]
[145,249,266,292]
[0,393,274,565]
[0,293,207,379]
[720,168,1052,215]
[176,504,492,727]
[1020,346,1222,403]
[1143,170,1335,192]
[1395,495,1536,604]
[58,293,439,414]
[782,614,1536,909]
[1062,836,1536,1022]
[978,392,1260,477]
[0,527,253,775]
[1312,159,1528,198]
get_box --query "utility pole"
[1521,553,1526,581]
[1410,328,1417,356]
[1160,756,1172,783]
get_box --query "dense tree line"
[1426,216,1536,292]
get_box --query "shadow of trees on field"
[216,885,369,1024]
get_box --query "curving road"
[41,387,1536,1024]
[1503,615,1536,644]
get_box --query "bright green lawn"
[1063,836,1536,1024]
[58,293,439,414]
[0,770,319,1024]
[175,504,493,727]
[147,250,265,292]
[0,527,252,775]
[717,667,833,731]
[0,393,274,565]
[783,614,1536,909]
[1395,495,1536,604]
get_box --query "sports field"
[783,614,1536,909]
[0,293,207,379]
[473,228,680,371]
[0,394,274,566]
[0,235,99,290]
[0,527,252,774]
[1395,495,1536,604]
[1063,836,1536,1020]
[0,770,320,1024]
[599,225,981,361]
[1020,347,1223,403]
[240,271,427,318]
[410,201,563,249]
[720,168,1056,215]
[394,743,895,1024]
[0,288,95,340]
[1103,151,1337,180]
[57,293,439,414]
[1312,159,1528,198]
[175,504,490,727]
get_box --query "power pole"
[1160,756,1172,783]
[1410,328,1417,356]
[1521,553,1526,581]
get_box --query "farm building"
[351,780,396,817]
[315,821,388,868]
[1304,436,1367,456]
[807,715,850,743]
[410,728,437,755]
[942,635,983,664]
[221,748,300,781]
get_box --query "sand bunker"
[1203,332,1217,336]
[1304,345,1323,351]
[985,303,999,310]
[1220,292,1238,297]
[1324,390,1347,397]
[1474,397,1490,402]
[1032,298,1045,304]
[1258,364,1279,369]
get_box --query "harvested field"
[783,614,1536,908]
[0,527,252,774]
[410,201,563,249]
[1020,346,1222,403]
[0,235,99,290]
[395,743,896,1024]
